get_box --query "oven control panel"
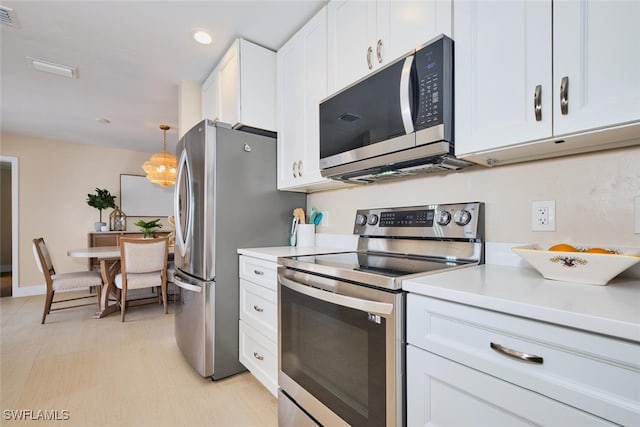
[353,202,483,240]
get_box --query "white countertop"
[403,264,640,342]
[237,246,351,263]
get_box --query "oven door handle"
[279,276,394,316]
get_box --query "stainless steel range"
[277,202,484,427]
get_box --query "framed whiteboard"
[120,174,174,217]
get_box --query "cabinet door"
[277,32,306,189]
[277,7,330,190]
[218,40,240,126]
[407,346,616,427]
[301,7,329,185]
[454,0,553,156]
[238,39,277,132]
[328,0,377,93]
[553,1,640,136]
[201,68,220,121]
[381,0,452,62]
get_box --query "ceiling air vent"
[0,6,18,27]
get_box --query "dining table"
[67,245,174,318]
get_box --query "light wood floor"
[0,292,277,426]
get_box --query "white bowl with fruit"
[512,243,640,285]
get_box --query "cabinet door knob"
[253,305,264,312]
[560,76,569,115]
[292,161,298,178]
[297,160,303,177]
[490,342,543,364]
[534,84,542,121]
[376,39,383,63]
[367,46,373,70]
[253,269,264,276]
[253,352,264,361]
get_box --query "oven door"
[278,267,404,427]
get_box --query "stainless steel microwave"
[319,34,471,183]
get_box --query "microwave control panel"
[414,35,453,132]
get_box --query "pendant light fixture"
[142,124,177,188]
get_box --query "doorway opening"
[0,156,18,297]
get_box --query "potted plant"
[86,188,117,231]
[134,218,162,238]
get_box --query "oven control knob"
[436,210,452,226]
[355,213,368,226]
[453,209,472,226]
[367,214,379,226]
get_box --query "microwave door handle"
[279,275,393,316]
[399,55,415,135]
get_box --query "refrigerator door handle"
[172,275,202,293]
[174,149,193,258]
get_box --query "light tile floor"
[0,292,277,427]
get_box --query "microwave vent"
[333,155,474,184]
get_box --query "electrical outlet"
[532,200,556,231]
[635,197,640,234]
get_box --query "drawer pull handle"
[253,270,264,276]
[253,352,264,361]
[490,342,543,364]
[253,305,264,313]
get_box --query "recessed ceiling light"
[27,57,77,79]
[193,30,213,45]
[96,118,111,124]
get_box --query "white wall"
[309,145,640,250]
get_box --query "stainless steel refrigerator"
[172,119,305,379]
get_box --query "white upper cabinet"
[553,1,640,136]
[201,71,220,125]
[381,0,453,62]
[328,0,452,94]
[277,7,346,192]
[455,0,640,165]
[202,39,276,132]
[454,1,553,154]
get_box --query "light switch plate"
[532,200,556,231]
[635,197,640,234]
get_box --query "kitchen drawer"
[407,294,640,426]
[239,320,277,397]
[240,279,277,342]
[407,345,616,427]
[239,255,277,291]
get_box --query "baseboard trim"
[13,284,46,297]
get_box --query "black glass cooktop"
[282,252,473,290]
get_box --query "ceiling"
[0,0,326,154]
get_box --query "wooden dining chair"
[115,237,169,322]
[32,237,104,324]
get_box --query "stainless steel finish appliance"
[319,35,473,184]
[173,119,305,379]
[277,202,484,426]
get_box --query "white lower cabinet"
[238,255,278,397]
[407,346,615,427]
[239,320,277,397]
[406,293,640,426]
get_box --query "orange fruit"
[584,247,614,254]
[548,243,578,252]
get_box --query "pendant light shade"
[143,124,176,188]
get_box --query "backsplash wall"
[309,144,640,249]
